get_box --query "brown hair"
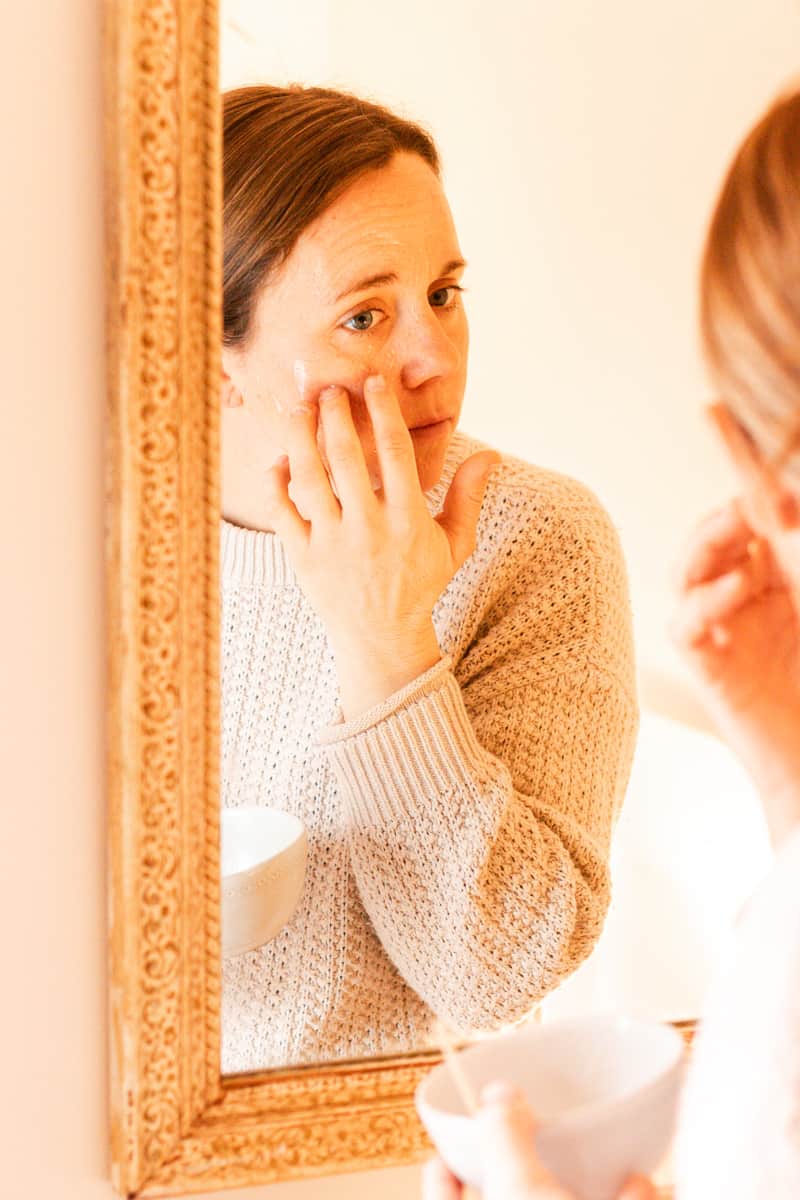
[223,85,440,350]
[700,84,800,479]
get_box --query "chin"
[416,441,451,493]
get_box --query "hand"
[263,374,500,719]
[671,497,800,845]
[422,1082,656,1200]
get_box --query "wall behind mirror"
[6,0,800,1197]
[221,0,800,703]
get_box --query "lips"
[410,415,453,431]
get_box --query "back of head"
[700,85,800,482]
[222,85,440,351]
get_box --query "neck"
[221,502,275,536]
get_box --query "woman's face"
[221,151,469,495]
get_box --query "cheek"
[292,348,376,408]
[456,315,469,379]
[294,352,382,476]
[231,346,297,435]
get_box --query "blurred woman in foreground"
[425,82,800,1200]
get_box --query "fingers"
[262,453,310,547]
[477,1081,559,1199]
[473,1082,655,1200]
[670,566,753,649]
[363,374,422,506]
[675,498,753,589]
[284,401,341,524]
[744,534,780,593]
[421,1157,463,1200]
[437,451,501,569]
[316,386,375,508]
[672,498,780,652]
[617,1175,658,1200]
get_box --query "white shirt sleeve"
[674,825,800,1200]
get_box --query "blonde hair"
[700,84,800,480]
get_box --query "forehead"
[289,152,461,291]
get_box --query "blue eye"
[344,309,378,332]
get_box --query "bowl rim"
[416,1015,686,1131]
[221,807,307,884]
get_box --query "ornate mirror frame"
[104,1,442,1194]
[104,2,695,1195]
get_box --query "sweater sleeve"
[315,472,638,1032]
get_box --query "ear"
[708,402,800,532]
[220,361,244,409]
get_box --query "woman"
[669,80,800,1200]
[425,84,800,1200]
[220,85,638,1073]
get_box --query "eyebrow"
[333,258,467,304]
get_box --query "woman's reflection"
[219,85,638,1073]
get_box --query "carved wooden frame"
[104,2,694,1194]
[103,0,456,1194]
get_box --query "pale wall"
[222,0,800,712]
[3,2,798,1199]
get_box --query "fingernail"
[270,453,289,469]
[365,373,386,392]
[710,623,730,648]
[290,401,314,416]
[721,569,744,594]
[319,385,345,403]
[479,1080,522,1108]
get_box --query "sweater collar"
[220,430,470,587]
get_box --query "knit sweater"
[220,430,638,1074]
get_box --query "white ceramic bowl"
[221,807,307,958]
[416,1015,685,1200]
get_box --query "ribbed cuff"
[317,662,492,826]
[317,655,453,742]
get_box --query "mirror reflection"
[216,3,790,1078]
[219,74,638,1074]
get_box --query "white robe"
[675,825,800,1199]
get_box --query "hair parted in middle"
[223,85,441,351]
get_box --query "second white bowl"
[415,1015,686,1200]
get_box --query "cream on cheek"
[290,351,395,493]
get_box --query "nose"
[394,306,464,391]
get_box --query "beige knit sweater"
[220,430,638,1074]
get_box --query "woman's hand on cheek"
[263,374,500,719]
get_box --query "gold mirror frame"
[104,2,694,1194]
[104,0,443,1194]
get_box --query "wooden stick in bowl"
[433,1018,480,1116]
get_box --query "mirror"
[217,6,647,1077]
[106,0,799,1194]
[215,0,786,1081]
